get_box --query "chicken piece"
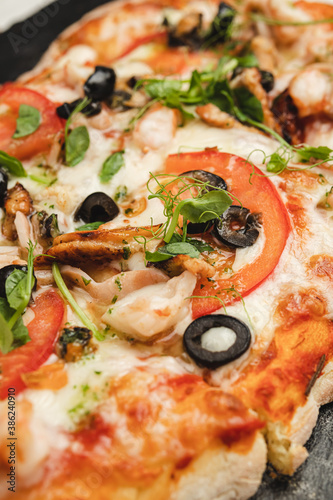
[2,183,33,241]
[289,69,333,119]
[44,226,162,265]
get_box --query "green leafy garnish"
[99,150,125,183]
[115,185,127,202]
[75,221,104,231]
[65,99,90,167]
[135,55,264,126]
[52,262,103,341]
[28,174,57,186]
[0,150,27,177]
[12,104,41,139]
[0,241,37,354]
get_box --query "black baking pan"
[0,1,332,498]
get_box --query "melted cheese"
[201,327,236,352]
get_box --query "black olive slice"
[213,205,261,248]
[83,66,116,101]
[183,314,251,369]
[0,265,36,299]
[0,168,8,208]
[181,169,228,192]
[56,99,102,119]
[74,192,119,224]
[180,170,227,234]
[259,70,274,93]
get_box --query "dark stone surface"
[0,0,111,83]
[1,2,333,498]
[251,401,333,500]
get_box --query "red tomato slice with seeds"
[0,85,63,160]
[165,149,291,318]
[0,289,65,399]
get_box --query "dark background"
[0,1,333,498]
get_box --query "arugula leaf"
[99,150,124,183]
[233,87,264,122]
[12,104,41,139]
[65,126,90,167]
[296,146,333,162]
[144,80,182,100]
[0,150,27,177]
[180,190,232,223]
[236,53,258,68]
[76,221,104,231]
[0,306,13,355]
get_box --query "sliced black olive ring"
[181,170,227,234]
[74,192,120,224]
[183,314,251,370]
[213,205,261,248]
[56,99,102,119]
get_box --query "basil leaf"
[0,150,27,177]
[146,241,200,262]
[66,126,90,167]
[76,221,104,231]
[13,104,41,139]
[296,146,333,162]
[11,316,31,350]
[5,269,30,310]
[233,87,264,122]
[180,190,232,223]
[169,233,213,252]
[99,150,124,183]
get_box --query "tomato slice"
[165,150,291,318]
[0,289,65,399]
[0,85,63,160]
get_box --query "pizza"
[1,0,333,498]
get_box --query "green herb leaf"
[266,152,289,173]
[233,87,264,122]
[146,241,200,262]
[169,232,213,252]
[0,298,30,354]
[12,104,41,139]
[65,125,90,167]
[76,221,104,231]
[52,262,104,341]
[144,79,182,99]
[180,190,232,223]
[5,269,29,309]
[296,146,333,162]
[0,150,27,177]
[236,53,258,68]
[99,150,125,183]
[115,185,127,202]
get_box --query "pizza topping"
[0,150,26,178]
[31,211,60,249]
[106,90,132,111]
[166,12,203,50]
[259,70,275,93]
[0,168,8,207]
[207,2,236,44]
[183,314,251,369]
[56,98,102,119]
[2,182,33,241]
[74,192,119,224]
[12,104,41,139]
[83,65,116,101]
[56,326,93,362]
[212,206,262,249]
